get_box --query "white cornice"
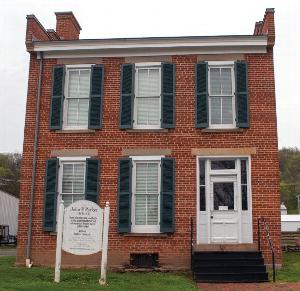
[33,35,268,58]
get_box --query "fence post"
[54,200,64,283]
[99,202,110,285]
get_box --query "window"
[134,63,161,129]
[208,62,235,128]
[132,159,161,233]
[199,159,206,211]
[64,66,91,129]
[59,160,86,208]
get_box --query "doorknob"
[211,215,213,219]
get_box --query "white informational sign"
[62,200,103,256]
[54,200,110,285]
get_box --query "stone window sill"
[122,233,169,237]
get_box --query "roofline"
[31,34,268,58]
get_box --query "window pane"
[77,99,89,126]
[135,194,147,225]
[221,68,232,95]
[241,159,247,184]
[137,68,160,97]
[211,160,235,170]
[242,185,248,210]
[222,97,233,124]
[199,159,206,185]
[135,162,159,226]
[213,182,234,210]
[147,194,159,224]
[68,71,79,98]
[79,70,90,98]
[210,97,222,124]
[62,164,73,193]
[73,164,85,193]
[62,194,85,208]
[66,99,78,126]
[200,186,206,211]
[137,97,160,125]
[210,68,221,95]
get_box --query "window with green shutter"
[120,62,175,130]
[160,158,175,233]
[50,66,65,130]
[235,61,249,128]
[118,158,132,233]
[43,158,59,231]
[89,65,104,129]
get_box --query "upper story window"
[64,66,91,129]
[134,64,161,129]
[49,64,103,131]
[208,62,235,128]
[120,62,175,130]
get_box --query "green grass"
[0,257,196,291]
[269,252,300,282]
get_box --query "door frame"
[196,155,253,244]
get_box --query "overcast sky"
[0,0,299,153]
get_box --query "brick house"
[17,8,281,281]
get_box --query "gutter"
[26,51,43,268]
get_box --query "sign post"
[54,200,64,283]
[99,202,110,285]
[54,200,110,284]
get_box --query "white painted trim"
[208,61,234,66]
[33,35,268,52]
[62,67,91,130]
[135,62,161,67]
[34,36,268,59]
[133,64,162,130]
[58,156,89,161]
[130,157,162,233]
[196,155,253,244]
[208,63,236,129]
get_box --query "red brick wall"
[17,50,281,269]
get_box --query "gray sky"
[0,0,299,153]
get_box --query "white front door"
[209,175,240,243]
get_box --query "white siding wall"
[281,215,300,232]
[0,190,19,235]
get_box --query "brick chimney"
[253,8,275,47]
[55,12,81,40]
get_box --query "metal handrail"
[258,217,276,282]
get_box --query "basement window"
[130,253,159,268]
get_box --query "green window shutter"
[160,158,175,233]
[120,64,134,129]
[161,63,175,128]
[196,62,209,128]
[235,61,249,128]
[50,66,65,130]
[85,159,100,203]
[89,65,104,129]
[43,158,59,231]
[118,158,132,233]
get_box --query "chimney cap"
[265,8,275,13]
[55,11,82,31]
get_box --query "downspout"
[26,51,43,267]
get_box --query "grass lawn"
[269,252,300,282]
[0,257,197,291]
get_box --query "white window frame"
[133,62,162,130]
[63,64,93,130]
[208,61,236,129]
[57,156,90,216]
[130,155,163,233]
